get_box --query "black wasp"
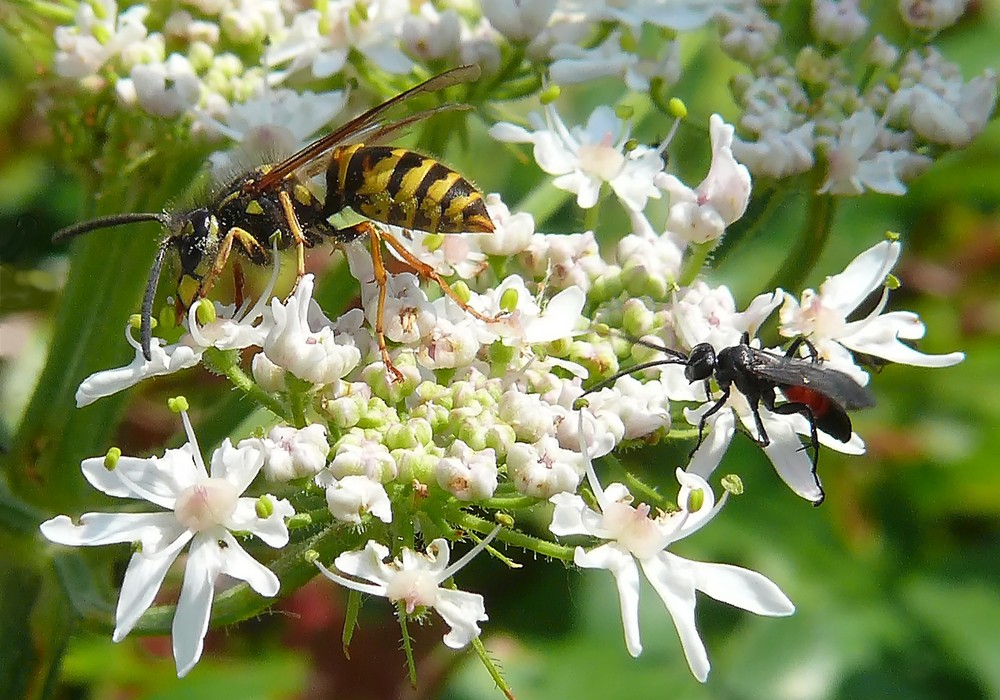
[591,332,876,493]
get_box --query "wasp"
[588,332,876,499]
[53,65,495,380]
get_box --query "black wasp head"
[685,343,717,382]
[175,208,214,275]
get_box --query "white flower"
[550,413,794,682]
[122,53,202,117]
[314,528,502,649]
[656,114,751,244]
[200,87,348,176]
[716,5,781,63]
[436,440,499,500]
[811,0,869,46]
[316,472,393,524]
[508,435,585,497]
[76,261,278,407]
[779,240,966,379]
[898,0,968,32]
[473,274,586,347]
[263,274,362,385]
[479,194,535,256]
[892,76,998,149]
[54,2,152,80]
[732,123,816,178]
[548,32,679,92]
[39,411,293,677]
[401,6,462,62]
[490,104,663,212]
[249,424,329,482]
[264,9,345,83]
[328,437,398,483]
[482,0,556,41]
[817,109,922,196]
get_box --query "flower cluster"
[36,0,984,690]
[717,0,996,194]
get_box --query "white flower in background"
[508,435,585,497]
[326,0,414,75]
[76,254,279,407]
[550,413,794,682]
[199,87,348,175]
[116,53,202,117]
[54,1,151,80]
[811,0,869,46]
[482,0,556,41]
[263,274,362,385]
[39,410,293,678]
[575,0,731,31]
[248,424,330,482]
[519,231,608,292]
[316,472,393,524]
[817,109,927,196]
[656,114,751,245]
[891,69,998,149]
[265,9,345,83]
[548,32,680,92]
[733,123,816,179]
[490,104,663,212]
[436,441,499,500]
[401,6,462,62]
[779,239,966,380]
[716,4,781,63]
[314,527,502,649]
[898,0,968,32]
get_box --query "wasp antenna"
[140,238,173,361]
[52,212,170,243]
[583,357,687,396]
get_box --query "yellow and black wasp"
[53,65,495,380]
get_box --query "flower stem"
[472,636,515,700]
[678,240,716,288]
[456,512,575,562]
[202,348,291,422]
[397,601,418,688]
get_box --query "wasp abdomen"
[326,145,494,235]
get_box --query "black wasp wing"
[249,65,480,193]
[746,349,877,410]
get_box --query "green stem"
[477,495,542,511]
[472,636,515,700]
[202,348,291,422]
[678,241,716,287]
[766,189,837,293]
[456,512,575,563]
[398,602,418,688]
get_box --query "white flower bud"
[811,0,869,47]
[436,441,498,500]
[255,424,329,482]
[508,436,583,498]
[251,352,286,392]
[316,472,392,524]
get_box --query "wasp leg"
[334,221,404,382]
[785,336,820,362]
[200,226,266,301]
[769,401,821,470]
[233,260,246,309]
[745,392,772,448]
[378,229,499,324]
[278,190,308,290]
[691,384,732,460]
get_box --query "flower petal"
[758,416,826,503]
[41,511,181,547]
[549,492,593,537]
[210,439,264,494]
[113,528,193,641]
[217,531,280,597]
[820,241,899,316]
[689,560,795,616]
[641,552,710,682]
[575,543,644,657]
[172,535,223,677]
[434,588,488,649]
[228,496,294,547]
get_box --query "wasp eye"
[177,209,213,274]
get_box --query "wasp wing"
[747,350,877,410]
[250,65,481,192]
[299,104,473,179]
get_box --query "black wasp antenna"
[52,212,171,242]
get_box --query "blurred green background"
[2,2,999,699]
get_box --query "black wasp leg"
[745,392,772,448]
[769,402,821,471]
[785,336,820,362]
[691,385,732,459]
